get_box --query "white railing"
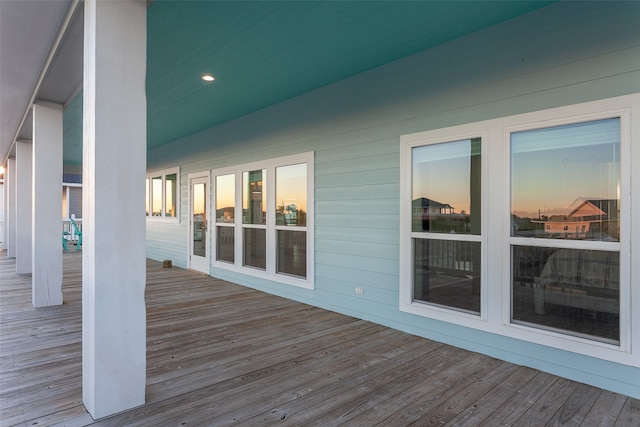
[63,217,82,243]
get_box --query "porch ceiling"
[0,1,555,166]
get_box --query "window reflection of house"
[412,197,469,233]
[193,213,204,241]
[216,207,235,223]
[533,198,619,240]
[277,203,304,226]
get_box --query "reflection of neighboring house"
[277,203,298,226]
[216,207,234,223]
[535,198,619,240]
[412,197,468,233]
[412,197,454,216]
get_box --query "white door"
[189,175,209,273]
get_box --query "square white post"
[32,102,64,307]
[6,157,16,257]
[15,140,32,274]
[82,0,147,419]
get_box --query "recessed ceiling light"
[202,74,215,82]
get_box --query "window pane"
[69,187,82,218]
[145,178,149,216]
[151,176,162,216]
[276,163,307,226]
[243,228,266,269]
[165,173,177,217]
[277,230,306,278]
[412,138,481,234]
[413,238,481,314]
[511,119,620,241]
[217,226,234,263]
[243,169,266,225]
[216,174,235,223]
[512,245,619,343]
[192,182,206,258]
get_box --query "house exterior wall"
[146,2,640,397]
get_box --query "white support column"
[32,102,63,307]
[0,168,4,248]
[15,141,33,274]
[82,0,147,419]
[6,158,16,257]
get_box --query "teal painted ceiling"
[64,0,555,164]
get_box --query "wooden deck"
[1,249,639,426]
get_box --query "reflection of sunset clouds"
[411,138,480,235]
[511,118,619,219]
[412,139,478,216]
[216,173,235,211]
[513,207,568,219]
[276,163,307,212]
[152,177,162,215]
[193,183,206,215]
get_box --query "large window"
[146,167,179,220]
[243,169,267,269]
[276,163,308,278]
[213,152,313,289]
[400,94,636,363]
[510,118,621,344]
[411,138,482,315]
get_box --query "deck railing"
[62,218,82,242]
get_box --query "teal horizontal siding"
[315,168,399,189]
[315,184,398,202]
[315,226,399,246]
[315,198,399,215]
[316,251,398,277]
[316,238,398,261]
[315,263,397,290]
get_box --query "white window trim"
[400,129,489,328]
[212,152,314,290]
[146,166,180,222]
[400,93,639,367]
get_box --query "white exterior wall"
[146,2,640,397]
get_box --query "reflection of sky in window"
[511,118,619,218]
[412,140,474,214]
[276,163,307,212]
[216,165,307,213]
[216,174,235,209]
[165,174,176,216]
[193,183,206,215]
[152,177,162,214]
[145,178,149,214]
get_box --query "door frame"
[188,171,211,273]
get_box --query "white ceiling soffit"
[0,0,81,164]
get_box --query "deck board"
[1,249,639,426]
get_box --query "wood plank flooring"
[1,249,639,426]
